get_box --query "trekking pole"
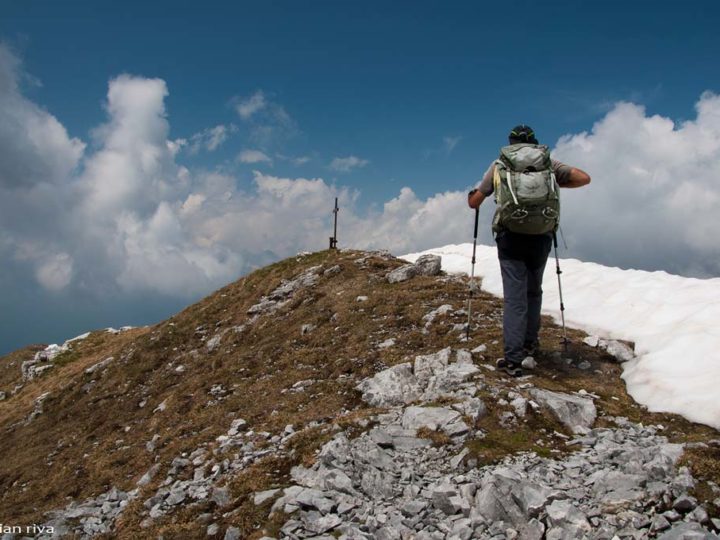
[558,225,568,250]
[552,231,569,350]
[466,206,480,341]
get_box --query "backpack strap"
[493,161,520,205]
[506,171,520,205]
[492,162,502,202]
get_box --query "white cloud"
[0,51,244,297]
[235,90,267,119]
[0,45,85,189]
[329,155,369,172]
[234,90,297,146]
[343,187,470,254]
[424,135,463,159]
[187,124,235,153]
[3,39,720,320]
[443,135,462,153]
[292,155,311,165]
[35,252,74,291]
[78,74,185,219]
[237,149,272,164]
[167,138,187,156]
[551,92,720,276]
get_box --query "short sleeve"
[552,159,573,186]
[477,163,495,196]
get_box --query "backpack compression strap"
[493,163,519,205]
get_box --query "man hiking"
[467,125,591,377]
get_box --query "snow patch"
[401,243,720,430]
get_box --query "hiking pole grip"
[473,207,479,239]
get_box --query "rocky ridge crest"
[0,249,717,539]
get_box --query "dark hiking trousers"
[495,231,553,365]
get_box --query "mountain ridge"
[0,249,717,539]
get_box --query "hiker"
[467,125,590,376]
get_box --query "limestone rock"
[414,254,442,276]
[400,499,427,517]
[423,304,454,326]
[522,356,537,369]
[387,264,417,284]
[356,363,421,407]
[414,348,451,383]
[452,397,487,422]
[401,406,469,437]
[254,489,280,506]
[474,469,554,527]
[210,486,231,507]
[656,522,715,540]
[431,484,459,515]
[545,499,591,538]
[529,389,597,433]
[603,339,635,363]
[247,266,320,315]
[85,356,115,375]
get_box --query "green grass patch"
[465,426,554,464]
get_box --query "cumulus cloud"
[0,48,246,300]
[343,187,470,254]
[329,155,369,172]
[551,92,720,276]
[0,45,85,189]
[4,38,720,354]
[237,149,272,164]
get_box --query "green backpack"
[491,143,560,235]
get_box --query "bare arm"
[468,189,486,209]
[561,167,591,188]
[468,164,495,208]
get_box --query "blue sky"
[2,1,720,354]
[5,1,717,202]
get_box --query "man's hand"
[468,188,485,209]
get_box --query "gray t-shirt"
[477,159,573,196]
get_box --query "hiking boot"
[523,340,540,357]
[496,358,523,377]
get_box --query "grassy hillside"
[0,249,717,539]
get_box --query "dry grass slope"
[0,249,717,539]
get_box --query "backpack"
[491,143,560,235]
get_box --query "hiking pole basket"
[466,206,480,341]
[552,231,569,350]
